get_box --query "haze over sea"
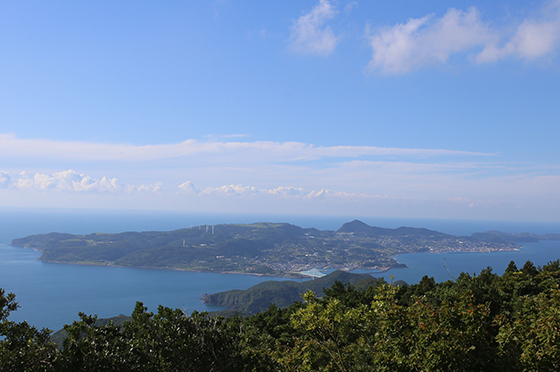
[2,208,560,331]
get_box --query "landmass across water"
[12,219,559,277]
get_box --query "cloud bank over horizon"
[0,169,162,194]
[0,134,558,221]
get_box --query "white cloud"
[0,172,11,188]
[178,181,199,194]
[137,182,163,193]
[367,1,560,73]
[179,182,382,202]
[367,7,494,73]
[476,1,560,63]
[11,170,120,192]
[268,186,306,197]
[200,184,261,197]
[33,172,57,190]
[5,170,166,194]
[290,0,338,56]
[15,172,35,189]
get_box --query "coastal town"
[216,229,522,276]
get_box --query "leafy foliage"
[58,304,273,371]
[0,289,57,372]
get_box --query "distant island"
[11,220,560,277]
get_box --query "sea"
[2,208,560,332]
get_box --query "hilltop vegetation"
[11,220,548,276]
[2,259,560,371]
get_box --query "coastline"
[29,253,404,279]
[34,258,403,279]
[35,257,300,278]
[11,242,404,279]
[12,245,301,279]
[9,231,540,281]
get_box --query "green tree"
[58,302,275,371]
[497,287,560,371]
[0,289,57,372]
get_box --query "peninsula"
[11,220,558,277]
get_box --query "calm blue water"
[0,244,305,331]
[1,209,560,331]
[378,240,560,283]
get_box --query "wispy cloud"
[476,1,560,63]
[203,133,251,141]
[0,133,493,164]
[289,0,339,56]
[366,1,560,73]
[367,7,494,73]
[344,1,358,15]
[0,172,11,188]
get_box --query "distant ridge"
[337,219,451,238]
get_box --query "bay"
[377,240,560,284]
[2,208,560,332]
[0,244,306,331]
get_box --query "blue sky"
[0,0,559,222]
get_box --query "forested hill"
[11,220,558,276]
[202,270,393,315]
[337,219,452,238]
